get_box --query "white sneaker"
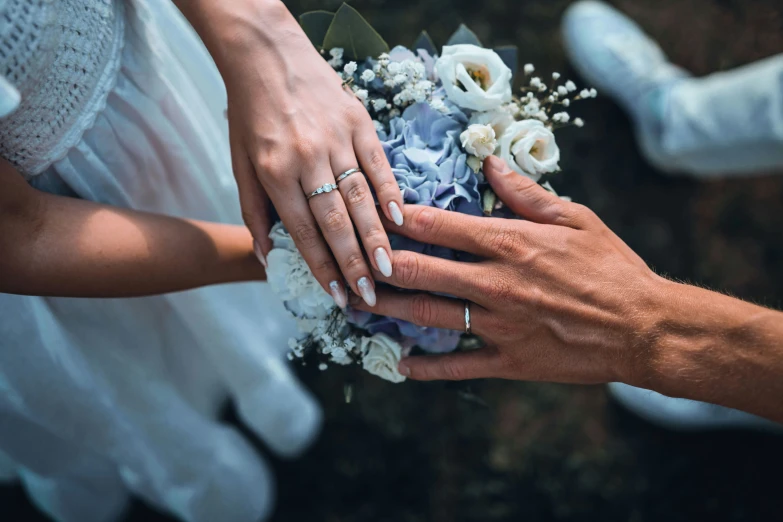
[608,383,783,433]
[561,1,689,172]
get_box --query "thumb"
[483,155,567,225]
[398,347,501,381]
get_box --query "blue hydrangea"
[345,102,482,354]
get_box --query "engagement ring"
[306,182,338,200]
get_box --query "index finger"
[375,250,491,304]
[382,205,528,259]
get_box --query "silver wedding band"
[336,167,362,183]
[464,301,472,335]
[306,182,338,200]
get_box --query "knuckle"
[344,180,370,206]
[343,251,366,272]
[484,225,520,257]
[411,207,441,237]
[395,252,422,287]
[366,147,388,174]
[410,295,436,326]
[560,202,592,226]
[313,258,337,275]
[294,222,321,249]
[293,137,325,161]
[322,207,350,234]
[252,154,274,176]
[441,360,465,381]
[344,103,367,125]
[363,225,386,243]
[376,179,400,197]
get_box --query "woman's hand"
[178,0,403,308]
[351,155,665,385]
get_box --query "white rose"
[460,124,497,160]
[435,44,512,111]
[361,334,406,383]
[469,110,515,139]
[498,120,560,181]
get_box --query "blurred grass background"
[3,0,783,521]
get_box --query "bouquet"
[266,4,596,384]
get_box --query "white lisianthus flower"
[361,334,406,383]
[498,120,561,181]
[460,124,497,160]
[267,223,334,319]
[435,45,512,111]
[469,110,515,138]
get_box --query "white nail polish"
[357,277,376,307]
[388,201,404,226]
[253,241,267,268]
[329,281,347,309]
[374,248,393,277]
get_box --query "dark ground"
[4,0,783,520]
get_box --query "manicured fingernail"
[329,281,347,309]
[398,360,411,377]
[374,248,393,277]
[388,201,404,226]
[253,241,267,268]
[357,277,376,307]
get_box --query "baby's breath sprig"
[512,68,596,130]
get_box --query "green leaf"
[445,24,483,48]
[322,3,389,61]
[299,11,335,49]
[494,45,518,79]
[413,30,437,55]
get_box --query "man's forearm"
[634,279,783,422]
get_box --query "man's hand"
[352,156,783,423]
[352,155,664,384]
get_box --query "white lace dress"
[0,1,320,521]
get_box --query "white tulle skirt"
[0,2,320,521]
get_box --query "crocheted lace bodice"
[0,0,124,178]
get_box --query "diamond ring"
[306,182,338,200]
[464,301,472,334]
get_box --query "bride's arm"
[0,159,264,298]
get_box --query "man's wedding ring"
[336,168,361,183]
[464,301,472,335]
[307,182,338,200]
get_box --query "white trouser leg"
[651,54,783,177]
